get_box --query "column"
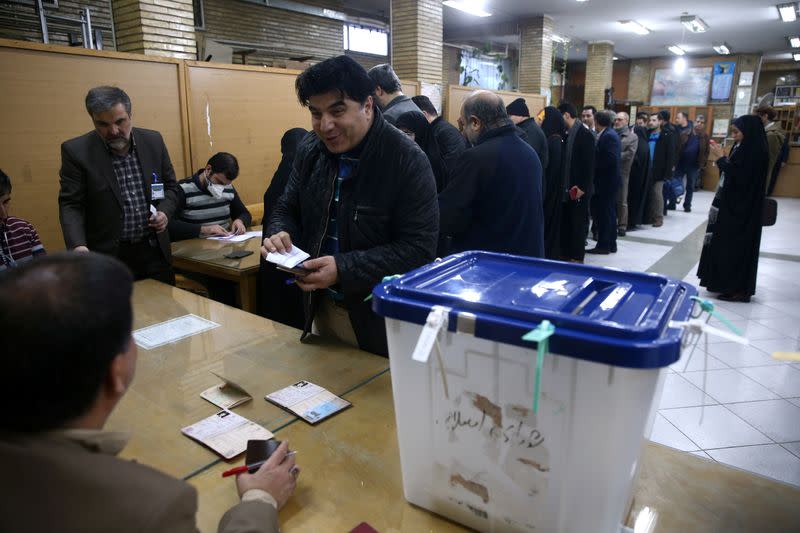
[584,41,614,110]
[518,15,554,96]
[112,0,197,59]
[391,0,443,109]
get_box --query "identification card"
[151,182,165,200]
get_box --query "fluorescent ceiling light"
[443,0,492,17]
[552,34,571,44]
[794,52,800,61]
[613,56,619,60]
[674,57,687,73]
[668,45,686,56]
[778,3,798,22]
[681,15,709,33]
[789,36,800,48]
[619,20,650,35]
[713,43,731,55]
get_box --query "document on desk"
[266,380,351,424]
[182,410,273,459]
[201,371,252,410]
[133,314,220,350]
[207,230,262,243]
[265,245,310,269]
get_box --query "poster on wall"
[711,61,737,102]
[650,67,712,106]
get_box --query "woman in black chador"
[540,106,566,260]
[697,115,768,303]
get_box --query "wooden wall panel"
[0,40,187,252]
[446,85,546,126]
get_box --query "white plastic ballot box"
[371,251,697,532]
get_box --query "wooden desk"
[190,372,800,533]
[105,280,389,479]
[170,228,263,312]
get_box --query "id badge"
[151,182,165,200]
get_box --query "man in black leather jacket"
[262,56,439,356]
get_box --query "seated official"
[1,168,46,272]
[0,253,299,533]
[168,152,252,241]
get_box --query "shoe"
[652,221,663,227]
[627,225,640,232]
[618,228,626,237]
[684,206,691,212]
[667,204,676,211]
[718,293,751,303]
[585,247,610,255]
[610,246,617,253]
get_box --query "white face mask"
[208,183,226,199]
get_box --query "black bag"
[762,198,777,226]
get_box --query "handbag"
[663,177,685,201]
[762,198,777,226]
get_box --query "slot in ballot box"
[372,252,697,533]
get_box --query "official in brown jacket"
[0,253,298,533]
[59,86,179,284]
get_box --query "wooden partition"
[184,62,310,207]
[401,81,419,97]
[446,85,547,125]
[0,39,189,252]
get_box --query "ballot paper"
[200,371,252,410]
[207,230,262,243]
[266,380,351,424]
[265,245,310,270]
[133,314,219,349]
[181,410,273,459]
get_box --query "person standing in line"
[412,94,467,175]
[367,64,425,125]
[506,98,549,172]
[626,125,652,231]
[540,107,566,260]
[670,111,702,212]
[395,111,449,193]
[645,111,677,227]
[586,110,621,255]
[754,106,787,196]
[697,116,768,303]
[693,114,710,192]
[613,112,638,237]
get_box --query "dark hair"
[296,55,374,106]
[396,111,431,149]
[85,86,132,116]
[755,107,777,121]
[0,168,10,196]
[411,95,437,116]
[367,63,402,93]
[463,92,509,129]
[541,106,566,138]
[582,105,597,115]
[595,110,615,128]
[636,111,649,121]
[657,109,671,122]
[558,102,578,119]
[206,152,239,181]
[0,253,134,432]
[676,111,689,120]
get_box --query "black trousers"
[560,199,589,262]
[117,241,175,285]
[594,193,617,251]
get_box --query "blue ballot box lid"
[372,251,698,368]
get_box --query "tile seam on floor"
[656,411,702,452]
[718,402,776,445]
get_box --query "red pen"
[221,451,296,478]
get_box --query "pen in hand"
[221,451,297,477]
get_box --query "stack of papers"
[266,380,351,424]
[265,246,310,269]
[133,314,219,350]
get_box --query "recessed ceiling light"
[794,52,800,61]
[713,43,731,55]
[777,3,798,22]
[619,20,650,35]
[668,45,686,56]
[442,0,492,17]
[789,36,800,48]
[680,15,709,33]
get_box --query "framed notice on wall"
[711,61,737,102]
[651,67,712,106]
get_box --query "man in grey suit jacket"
[0,253,298,533]
[59,86,179,284]
[367,63,424,125]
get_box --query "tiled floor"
[583,190,800,488]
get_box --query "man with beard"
[59,86,179,283]
[613,112,638,237]
[646,111,678,227]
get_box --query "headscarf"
[280,128,308,158]
[541,106,566,139]
[264,128,308,221]
[731,115,768,154]
[395,111,432,151]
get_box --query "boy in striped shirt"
[0,169,46,272]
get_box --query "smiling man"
[262,55,438,356]
[59,86,179,284]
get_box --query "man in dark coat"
[646,110,678,227]
[557,102,596,263]
[587,110,622,255]
[439,91,544,258]
[411,95,467,175]
[262,56,439,356]
[367,64,425,125]
[506,97,549,171]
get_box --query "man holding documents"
[262,55,439,356]
[0,253,298,533]
[168,152,252,241]
[59,86,179,284]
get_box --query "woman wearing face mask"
[168,152,252,241]
[697,115,769,303]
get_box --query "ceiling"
[343,0,800,62]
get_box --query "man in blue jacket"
[438,90,544,258]
[587,110,622,255]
